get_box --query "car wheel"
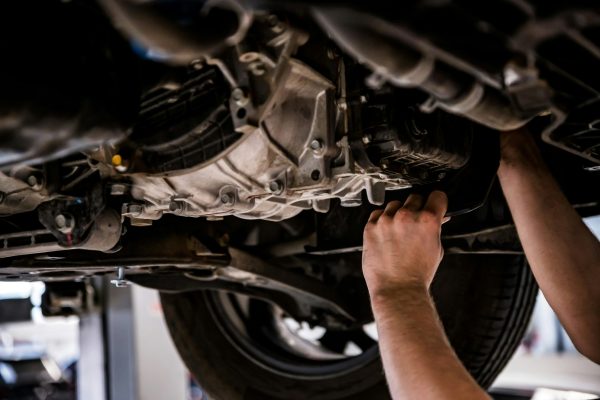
[160,253,537,400]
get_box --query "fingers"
[368,209,384,223]
[402,194,424,211]
[382,200,403,217]
[367,191,448,225]
[423,191,448,221]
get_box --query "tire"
[160,254,537,400]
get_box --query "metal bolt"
[231,88,248,106]
[55,214,66,228]
[310,139,323,152]
[220,193,234,205]
[232,88,244,101]
[268,180,284,194]
[54,213,75,234]
[27,174,42,188]
[110,184,127,196]
[110,267,131,288]
[362,135,371,144]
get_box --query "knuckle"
[394,208,414,220]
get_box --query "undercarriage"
[1,1,600,398]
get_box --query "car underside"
[1,0,600,398]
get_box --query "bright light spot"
[584,215,600,239]
[363,322,379,341]
[531,388,598,400]
[343,341,362,356]
[282,318,326,342]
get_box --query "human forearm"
[498,130,600,362]
[371,287,490,400]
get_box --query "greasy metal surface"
[126,59,411,222]
[0,209,122,259]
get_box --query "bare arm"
[363,192,490,400]
[498,129,600,364]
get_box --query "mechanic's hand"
[362,191,448,299]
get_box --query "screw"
[268,180,284,194]
[110,267,131,288]
[310,139,323,152]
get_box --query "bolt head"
[268,180,283,194]
[54,213,75,233]
[220,193,234,205]
[310,139,323,151]
[54,214,67,228]
[27,175,40,187]
[232,88,244,100]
